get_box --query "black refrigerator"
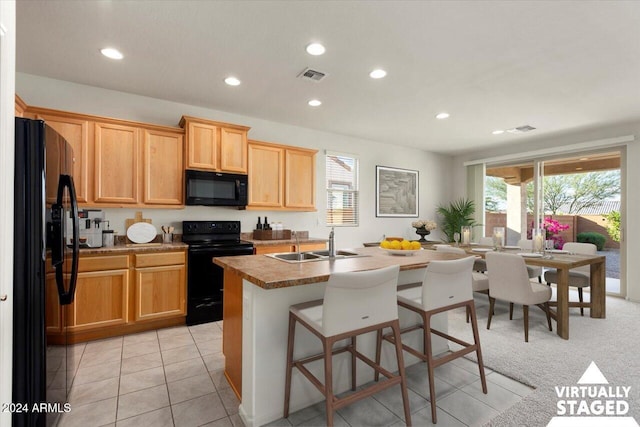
[13,118,79,427]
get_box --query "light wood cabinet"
[248,142,284,208]
[180,116,250,173]
[67,254,130,332]
[247,140,317,211]
[253,242,326,255]
[34,111,92,203]
[285,148,316,210]
[94,122,139,204]
[142,129,184,205]
[15,95,27,117]
[134,252,186,321]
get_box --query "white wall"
[16,73,453,249]
[0,2,15,426]
[453,121,640,302]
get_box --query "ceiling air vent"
[507,125,537,134]
[298,68,326,82]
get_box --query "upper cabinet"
[142,129,184,205]
[15,95,27,117]
[94,122,140,204]
[180,116,250,174]
[248,140,317,211]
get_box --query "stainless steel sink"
[310,249,360,258]
[266,250,366,263]
[266,252,323,263]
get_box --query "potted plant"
[436,198,478,243]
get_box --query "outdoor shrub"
[605,211,621,242]
[576,232,606,251]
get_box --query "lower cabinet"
[47,249,187,343]
[254,242,327,255]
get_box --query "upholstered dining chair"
[284,265,412,426]
[485,252,553,342]
[544,242,597,316]
[379,256,487,424]
[435,245,490,318]
[517,239,543,283]
[473,237,494,272]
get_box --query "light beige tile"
[79,347,123,369]
[116,384,169,420]
[436,389,499,426]
[192,329,222,345]
[119,366,166,395]
[69,377,119,406]
[159,333,195,351]
[123,330,158,345]
[164,357,208,383]
[203,352,225,372]
[73,360,121,386]
[209,369,231,391]
[229,413,244,427]
[167,373,216,404]
[161,343,201,365]
[115,406,173,427]
[486,372,535,397]
[84,337,123,354]
[218,387,240,415]
[122,340,160,359]
[202,416,234,427]
[188,322,219,335]
[171,393,228,427]
[196,338,222,356]
[58,396,117,427]
[120,351,163,375]
[157,325,191,339]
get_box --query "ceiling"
[15,1,640,155]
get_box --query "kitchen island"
[214,246,466,427]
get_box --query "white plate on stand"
[127,222,157,244]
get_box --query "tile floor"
[57,322,533,427]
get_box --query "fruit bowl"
[379,247,424,256]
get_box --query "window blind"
[326,153,359,226]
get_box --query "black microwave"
[185,170,248,207]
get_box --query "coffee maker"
[67,209,105,248]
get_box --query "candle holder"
[492,227,505,250]
[532,228,545,253]
[461,226,471,246]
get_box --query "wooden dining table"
[463,246,606,340]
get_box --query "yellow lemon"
[390,240,401,250]
[380,240,391,249]
[410,241,421,250]
[401,240,411,250]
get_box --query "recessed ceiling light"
[100,48,123,60]
[308,99,322,107]
[492,130,505,135]
[224,76,241,86]
[369,69,387,79]
[435,112,450,120]
[306,43,326,56]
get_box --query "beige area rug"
[447,290,640,426]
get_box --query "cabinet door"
[94,122,139,204]
[253,244,294,255]
[35,113,91,203]
[285,149,316,210]
[248,143,284,208]
[135,265,186,321]
[186,121,218,170]
[142,129,184,205]
[67,269,129,331]
[296,243,327,252]
[220,127,247,173]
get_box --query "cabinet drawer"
[78,255,129,272]
[135,251,186,268]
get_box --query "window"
[326,152,359,226]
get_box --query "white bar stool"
[283,265,412,426]
[380,257,487,424]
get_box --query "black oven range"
[182,220,254,325]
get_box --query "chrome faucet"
[294,231,302,261]
[328,227,336,258]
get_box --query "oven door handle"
[189,247,253,255]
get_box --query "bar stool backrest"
[420,257,474,311]
[322,265,400,337]
[562,242,597,277]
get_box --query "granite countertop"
[213,246,464,290]
[76,241,188,255]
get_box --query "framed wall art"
[375,165,418,217]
